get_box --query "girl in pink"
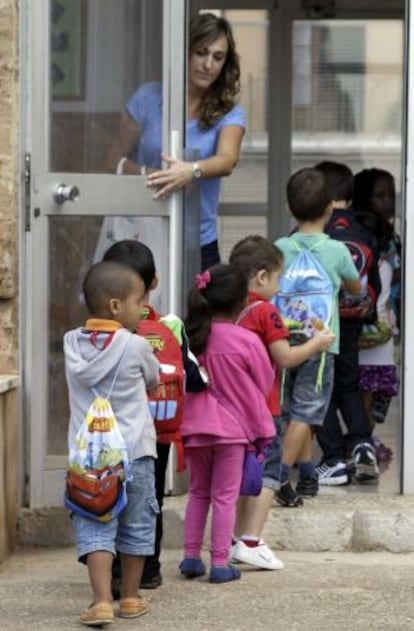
[179,264,275,583]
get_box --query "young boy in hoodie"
[103,240,206,595]
[64,260,160,626]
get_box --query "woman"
[109,13,246,270]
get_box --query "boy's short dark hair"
[229,235,283,280]
[103,240,156,291]
[286,167,331,222]
[315,161,354,203]
[83,261,137,315]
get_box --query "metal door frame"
[23,0,187,507]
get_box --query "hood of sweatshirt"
[63,327,132,390]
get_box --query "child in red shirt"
[229,235,335,570]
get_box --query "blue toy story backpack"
[274,239,333,346]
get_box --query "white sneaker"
[315,461,349,486]
[232,539,284,570]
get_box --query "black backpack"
[326,210,381,320]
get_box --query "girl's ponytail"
[185,264,247,355]
[185,273,213,355]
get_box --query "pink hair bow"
[195,270,211,290]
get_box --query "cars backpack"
[64,339,131,523]
[139,306,185,471]
[328,216,376,319]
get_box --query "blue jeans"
[262,416,286,491]
[282,352,335,426]
[73,456,159,563]
[201,240,220,271]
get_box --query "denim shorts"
[262,416,285,491]
[72,456,159,563]
[281,352,334,426]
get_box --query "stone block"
[353,509,414,552]
[262,506,354,552]
[17,507,74,547]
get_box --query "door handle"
[53,184,80,204]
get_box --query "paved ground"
[1,546,414,630]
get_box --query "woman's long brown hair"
[189,13,241,129]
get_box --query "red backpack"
[139,306,185,471]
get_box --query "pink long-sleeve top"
[182,321,275,446]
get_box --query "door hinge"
[24,152,31,232]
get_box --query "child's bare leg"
[234,496,248,538]
[236,489,274,539]
[86,550,113,603]
[281,420,309,465]
[120,553,145,599]
[232,489,284,569]
[298,428,314,463]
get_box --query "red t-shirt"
[238,291,289,415]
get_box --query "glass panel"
[48,215,169,455]
[189,10,269,246]
[291,20,404,216]
[291,20,404,495]
[50,0,163,174]
[221,10,269,211]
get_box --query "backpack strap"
[290,236,327,253]
[236,300,264,325]
[91,335,133,400]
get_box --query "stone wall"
[0,1,20,563]
[0,0,19,373]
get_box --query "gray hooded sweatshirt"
[64,327,160,461]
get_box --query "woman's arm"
[106,111,143,175]
[147,125,244,200]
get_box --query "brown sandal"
[80,602,114,626]
[119,597,150,618]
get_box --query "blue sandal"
[179,557,206,578]
[209,565,241,583]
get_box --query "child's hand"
[313,329,335,351]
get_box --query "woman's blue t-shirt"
[126,82,246,247]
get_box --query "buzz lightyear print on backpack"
[64,340,131,523]
[273,240,333,345]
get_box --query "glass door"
[270,4,404,493]
[25,0,187,506]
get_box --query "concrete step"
[161,493,414,553]
[17,492,414,553]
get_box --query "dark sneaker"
[296,475,319,497]
[276,481,304,507]
[352,442,379,484]
[140,573,162,589]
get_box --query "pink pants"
[184,443,245,566]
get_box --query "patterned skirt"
[358,365,399,397]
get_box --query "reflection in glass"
[291,20,404,182]
[50,0,163,174]
[48,215,169,455]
